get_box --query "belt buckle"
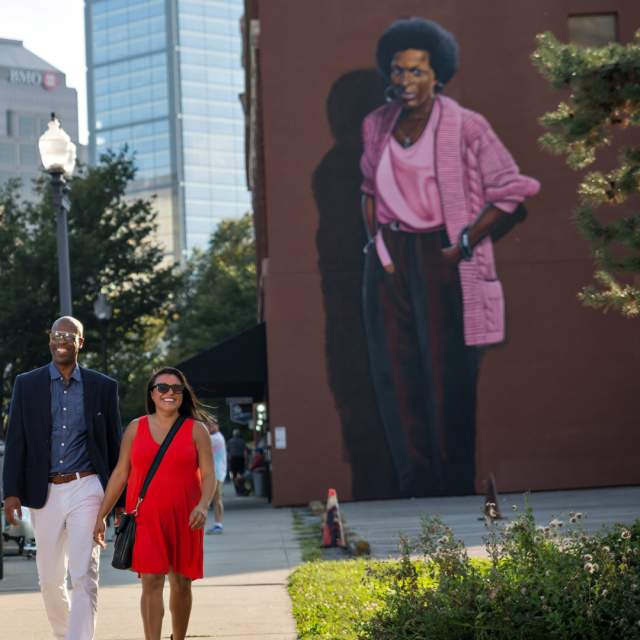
[390,221,401,231]
[51,473,73,484]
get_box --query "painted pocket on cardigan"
[473,236,497,280]
[479,279,505,334]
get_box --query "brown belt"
[49,471,96,485]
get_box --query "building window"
[18,115,37,138]
[568,13,618,47]
[20,144,38,166]
[0,143,16,165]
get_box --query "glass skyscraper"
[85,0,249,260]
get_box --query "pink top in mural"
[376,99,444,230]
[361,95,541,345]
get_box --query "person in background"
[249,448,266,472]
[226,429,246,484]
[206,418,226,534]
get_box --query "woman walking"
[93,367,215,640]
[361,17,540,497]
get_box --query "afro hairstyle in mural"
[376,17,459,91]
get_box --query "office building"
[0,38,79,199]
[85,0,250,261]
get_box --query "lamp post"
[93,293,113,374]
[38,113,77,316]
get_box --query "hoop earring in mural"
[384,85,398,103]
[434,81,444,93]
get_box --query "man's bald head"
[49,316,84,370]
[51,316,84,338]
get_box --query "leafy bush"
[361,511,640,640]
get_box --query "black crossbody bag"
[111,415,186,570]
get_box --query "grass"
[288,559,391,640]
[291,510,322,562]
[288,557,489,640]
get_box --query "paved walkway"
[0,484,301,639]
[340,485,640,558]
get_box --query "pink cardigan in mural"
[360,95,540,346]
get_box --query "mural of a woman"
[361,18,540,497]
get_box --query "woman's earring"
[434,81,444,93]
[384,85,397,103]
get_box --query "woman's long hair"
[145,366,206,420]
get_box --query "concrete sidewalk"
[340,485,640,558]
[0,484,301,639]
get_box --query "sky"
[2,0,88,144]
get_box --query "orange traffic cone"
[322,488,346,548]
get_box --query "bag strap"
[132,415,186,513]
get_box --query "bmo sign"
[9,69,60,91]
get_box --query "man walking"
[2,316,122,640]
[227,428,246,483]
[227,429,247,496]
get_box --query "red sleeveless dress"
[125,416,203,580]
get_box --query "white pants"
[30,474,104,640]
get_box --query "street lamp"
[38,113,77,316]
[93,293,113,374]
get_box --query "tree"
[168,213,257,361]
[0,150,179,427]
[532,30,640,317]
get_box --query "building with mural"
[241,0,640,506]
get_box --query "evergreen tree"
[0,151,179,426]
[532,30,640,317]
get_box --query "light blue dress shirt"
[48,362,94,475]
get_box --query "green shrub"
[361,512,640,640]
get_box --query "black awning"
[174,323,267,400]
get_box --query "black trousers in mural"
[363,227,479,496]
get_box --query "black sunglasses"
[152,383,185,394]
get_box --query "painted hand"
[441,244,462,267]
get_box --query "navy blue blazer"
[2,364,123,509]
